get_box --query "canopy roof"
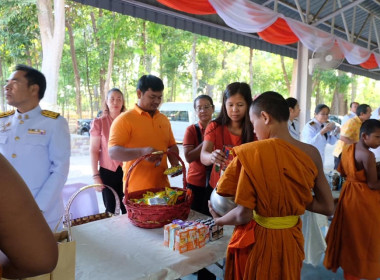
[72,0,380,80]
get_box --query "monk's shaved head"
[251,91,289,122]
[360,119,380,137]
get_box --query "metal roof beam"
[368,14,373,49]
[351,5,357,42]
[373,17,380,52]
[312,0,365,26]
[277,0,377,48]
[306,0,310,23]
[337,0,352,41]
[263,0,275,6]
[331,0,336,34]
[294,0,305,22]
[312,0,330,22]
[354,13,371,44]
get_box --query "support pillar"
[294,42,313,131]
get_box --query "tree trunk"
[25,48,33,67]
[66,20,82,119]
[159,44,163,78]
[249,48,254,90]
[91,10,106,106]
[221,43,227,69]
[280,56,291,93]
[350,73,357,114]
[121,66,128,108]
[37,0,65,109]
[93,85,99,113]
[315,84,322,105]
[191,35,198,100]
[142,21,147,73]
[84,31,94,118]
[206,84,214,98]
[171,76,176,102]
[104,38,115,96]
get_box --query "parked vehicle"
[76,119,92,136]
[160,102,220,143]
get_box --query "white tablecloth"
[72,211,233,280]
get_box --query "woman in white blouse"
[286,97,301,140]
[302,104,340,163]
[301,103,340,267]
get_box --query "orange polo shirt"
[108,104,176,193]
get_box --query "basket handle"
[124,151,187,199]
[63,184,121,239]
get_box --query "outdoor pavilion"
[71,0,380,127]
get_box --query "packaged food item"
[165,187,183,205]
[148,197,167,205]
[187,226,198,251]
[175,228,188,254]
[168,225,181,250]
[197,224,207,248]
[164,165,182,176]
[164,223,180,247]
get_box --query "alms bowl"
[210,188,237,216]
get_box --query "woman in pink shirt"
[90,88,126,214]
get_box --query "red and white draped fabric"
[157,0,380,70]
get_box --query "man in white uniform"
[341,101,359,126]
[0,64,70,229]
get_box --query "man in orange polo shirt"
[108,75,180,193]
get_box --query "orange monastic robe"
[217,139,318,280]
[324,144,380,279]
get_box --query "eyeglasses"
[195,105,212,112]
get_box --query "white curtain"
[208,0,278,33]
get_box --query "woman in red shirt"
[201,82,254,189]
[90,88,126,214]
[183,95,215,215]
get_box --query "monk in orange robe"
[209,91,334,279]
[324,119,380,280]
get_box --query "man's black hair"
[136,75,164,93]
[15,64,46,100]
[356,104,370,117]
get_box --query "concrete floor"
[67,139,345,279]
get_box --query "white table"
[72,211,233,280]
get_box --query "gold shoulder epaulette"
[309,121,315,125]
[0,110,15,118]
[41,110,60,119]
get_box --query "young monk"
[208,91,334,279]
[324,119,380,280]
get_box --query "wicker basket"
[63,184,121,239]
[124,151,193,229]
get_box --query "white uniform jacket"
[301,118,339,163]
[288,119,300,140]
[0,105,70,229]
